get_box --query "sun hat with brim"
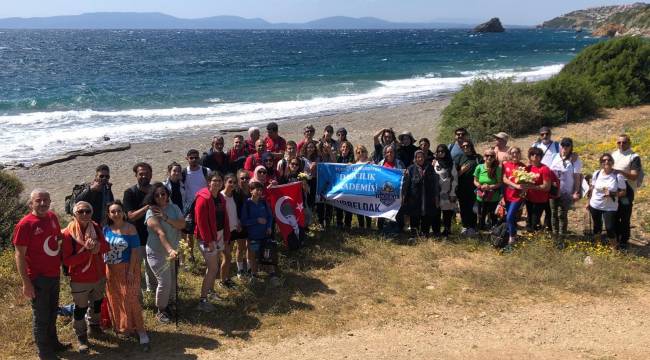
[492,132,510,141]
[398,131,416,143]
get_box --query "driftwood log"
[36,143,131,168]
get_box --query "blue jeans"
[506,200,523,237]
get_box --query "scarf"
[66,220,98,251]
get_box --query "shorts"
[70,279,105,306]
[230,229,248,241]
[198,230,225,256]
[247,237,267,258]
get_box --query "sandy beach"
[11,98,449,210]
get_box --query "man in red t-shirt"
[264,122,287,163]
[13,189,71,359]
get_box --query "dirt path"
[210,291,650,360]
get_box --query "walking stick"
[175,257,180,328]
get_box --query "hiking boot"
[87,324,104,338]
[77,335,89,354]
[219,279,236,290]
[268,275,283,288]
[155,310,171,324]
[196,298,215,312]
[53,342,72,353]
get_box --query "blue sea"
[0,29,600,163]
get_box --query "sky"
[0,0,639,25]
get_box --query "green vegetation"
[439,36,650,142]
[0,171,27,249]
[560,36,650,107]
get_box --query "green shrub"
[0,171,28,249]
[439,77,543,143]
[535,74,600,124]
[560,36,650,107]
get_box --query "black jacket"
[75,184,114,225]
[402,163,438,216]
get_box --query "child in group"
[240,181,281,286]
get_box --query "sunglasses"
[484,154,495,158]
[455,133,466,137]
[540,132,550,136]
[188,156,199,160]
[617,141,628,145]
[531,154,542,157]
[257,170,267,174]
[240,176,250,181]
[98,174,110,179]
[76,209,92,215]
[601,158,614,163]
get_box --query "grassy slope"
[2,106,650,359]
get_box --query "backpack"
[182,166,209,184]
[183,197,197,235]
[631,154,645,189]
[64,183,88,215]
[549,169,561,199]
[258,239,278,266]
[490,222,509,249]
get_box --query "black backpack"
[64,183,87,215]
[183,197,197,234]
[490,222,509,249]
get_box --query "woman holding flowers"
[587,153,626,247]
[502,147,529,244]
[525,147,552,232]
[473,149,503,230]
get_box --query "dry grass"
[3,227,650,359]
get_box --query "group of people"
[13,121,643,359]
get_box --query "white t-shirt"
[532,141,560,167]
[185,167,208,201]
[589,170,627,212]
[550,153,583,196]
[221,190,240,231]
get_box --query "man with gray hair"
[13,189,71,359]
[244,126,260,154]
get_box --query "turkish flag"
[267,182,305,246]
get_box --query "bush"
[0,171,28,249]
[439,77,543,143]
[559,36,650,107]
[535,74,600,124]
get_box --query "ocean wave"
[0,64,565,163]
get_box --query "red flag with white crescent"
[267,182,305,245]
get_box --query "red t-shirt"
[265,136,287,154]
[526,164,552,203]
[12,211,62,279]
[503,161,525,202]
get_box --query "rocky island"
[473,17,505,33]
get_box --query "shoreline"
[11,97,450,210]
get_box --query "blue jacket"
[240,198,273,241]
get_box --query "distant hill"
[540,2,650,37]
[0,12,522,30]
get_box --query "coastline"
[11,97,450,209]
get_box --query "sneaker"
[155,310,171,324]
[77,335,89,354]
[460,227,468,235]
[236,270,249,281]
[196,298,215,312]
[207,290,223,302]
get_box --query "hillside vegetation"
[541,2,650,37]
[439,36,650,142]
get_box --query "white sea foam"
[0,64,565,163]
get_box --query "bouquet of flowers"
[512,166,538,184]
[511,166,538,199]
[297,172,310,181]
